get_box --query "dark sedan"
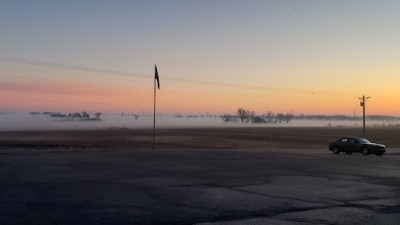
[329,137,386,156]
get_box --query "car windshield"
[357,138,371,144]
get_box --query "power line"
[0,56,151,79]
[0,56,357,97]
[1,73,276,99]
[0,74,150,91]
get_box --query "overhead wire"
[0,56,151,79]
[0,56,379,100]
[0,74,274,100]
[0,74,150,91]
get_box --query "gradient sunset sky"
[1,0,400,115]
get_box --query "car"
[328,137,386,156]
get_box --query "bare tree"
[246,110,255,123]
[237,108,247,123]
[237,108,256,123]
[284,113,293,123]
[221,114,234,122]
[276,113,284,123]
[265,111,274,123]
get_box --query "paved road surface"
[0,148,399,224]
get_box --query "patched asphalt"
[0,148,399,224]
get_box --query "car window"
[340,138,348,142]
[357,138,370,144]
[349,138,357,143]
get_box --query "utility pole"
[359,95,370,138]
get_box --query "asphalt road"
[0,148,399,225]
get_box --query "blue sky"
[1,1,400,114]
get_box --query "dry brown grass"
[1,126,399,150]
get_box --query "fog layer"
[0,112,399,131]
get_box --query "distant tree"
[284,113,293,123]
[237,108,256,123]
[265,111,274,123]
[221,114,234,122]
[237,108,247,123]
[276,113,284,123]
[246,111,255,123]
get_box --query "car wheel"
[346,152,352,155]
[332,146,339,154]
[361,147,369,156]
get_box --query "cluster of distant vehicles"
[30,111,101,121]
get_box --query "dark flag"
[155,65,160,89]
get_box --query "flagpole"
[152,70,156,150]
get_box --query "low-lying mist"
[1,112,399,131]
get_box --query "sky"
[1,0,400,115]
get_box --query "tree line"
[221,108,293,124]
[295,114,400,121]
[221,110,400,124]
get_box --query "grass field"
[1,126,399,150]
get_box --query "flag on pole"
[155,65,160,89]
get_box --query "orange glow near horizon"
[1,77,399,116]
[2,1,400,116]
